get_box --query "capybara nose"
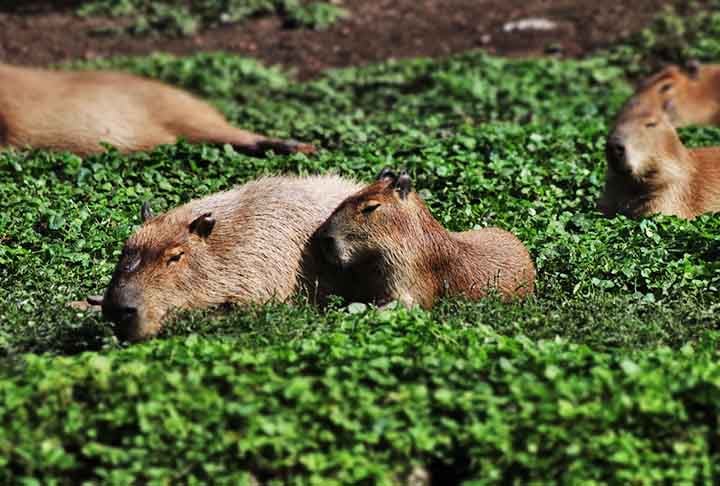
[317,236,337,262]
[102,302,138,324]
[606,136,629,174]
[117,305,138,322]
[102,301,143,341]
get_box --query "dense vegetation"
[2,6,720,484]
[76,0,348,36]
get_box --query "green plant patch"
[76,0,348,37]
[2,311,720,483]
[4,6,720,480]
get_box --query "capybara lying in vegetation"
[0,63,315,156]
[620,61,720,128]
[311,169,535,308]
[97,174,362,341]
[599,107,720,219]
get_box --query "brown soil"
[0,1,706,79]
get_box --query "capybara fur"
[620,61,720,128]
[600,107,720,219]
[100,174,362,341]
[311,169,535,308]
[0,63,315,156]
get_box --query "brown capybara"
[311,169,535,308]
[599,107,720,219]
[619,61,720,128]
[96,174,362,341]
[0,63,315,156]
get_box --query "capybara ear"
[395,172,412,200]
[189,212,215,238]
[685,59,701,79]
[141,201,154,222]
[377,167,397,181]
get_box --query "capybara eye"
[659,83,673,93]
[361,203,381,214]
[167,252,184,265]
[645,122,658,128]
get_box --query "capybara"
[599,107,720,219]
[97,174,362,341]
[0,63,315,156]
[311,169,535,308]
[619,61,720,128]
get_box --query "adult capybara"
[311,169,535,308]
[599,107,720,219]
[0,63,315,156]
[619,61,720,128]
[97,174,362,341]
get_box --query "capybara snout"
[605,133,629,175]
[102,280,144,341]
[312,231,342,268]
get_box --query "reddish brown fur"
[621,63,720,128]
[101,174,362,341]
[312,175,535,308]
[600,107,720,219]
[0,63,315,156]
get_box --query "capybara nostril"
[606,136,630,174]
[118,305,138,322]
[103,303,138,325]
[607,136,625,158]
[317,236,337,262]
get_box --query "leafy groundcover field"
[3,8,720,484]
[76,0,348,36]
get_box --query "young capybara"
[0,63,315,156]
[619,61,720,128]
[311,169,535,308]
[599,107,720,219]
[96,174,362,341]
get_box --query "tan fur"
[102,174,362,341]
[312,176,535,308]
[621,63,720,127]
[599,108,720,219]
[0,63,315,156]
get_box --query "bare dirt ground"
[0,0,707,78]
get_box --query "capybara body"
[0,63,315,156]
[101,174,362,341]
[600,107,720,219]
[312,170,535,308]
[620,62,720,128]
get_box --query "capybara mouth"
[596,198,617,217]
[111,316,160,342]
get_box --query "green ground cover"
[76,0,348,36]
[2,6,720,484]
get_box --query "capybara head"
[314,168,416,269]
[599,106,688,217]
[101,202,217,341]
[619,61,715,127]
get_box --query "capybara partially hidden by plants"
[0,63,315,156]
[619,61,720,128]
[312,169,535,308]
[98,174,362,341]
[599,107,720,219]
